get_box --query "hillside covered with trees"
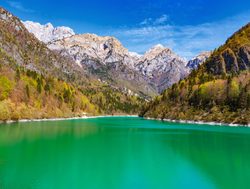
[140,23,250,125]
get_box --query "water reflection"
[0,120,99,145]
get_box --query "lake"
[0,117,250,189]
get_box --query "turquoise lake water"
[0,117,250,189]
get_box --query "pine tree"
[25,84,30,99]
[36,77,42,93]
[15,68,21,81]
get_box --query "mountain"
[187,51,211,69]
[23,21,75,43]
[140,23,250,125]
[24,21,190,95]
[0,7,144,121]
[47,33,157,97]
[134,44,189,93]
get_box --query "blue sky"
[1,0,250,58]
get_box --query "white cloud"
[154,14,169,25]
[6,1,34,13]
[140,14,169,26]
[106,11,250,59]
[140,18,152,26]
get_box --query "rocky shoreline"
[144,117,249,127]
[0,115,139,124]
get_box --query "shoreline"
[0,115,139,124]
[144,117,250,127]
[1,115,249,127]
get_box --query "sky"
[1,0,250,59]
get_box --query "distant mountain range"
[23,21,210,94]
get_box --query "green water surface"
[0,117,250,189]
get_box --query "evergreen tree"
[37,77,43,93]
[25,84,30,99]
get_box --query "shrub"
[0,76,14,100]
[0,100,12,121]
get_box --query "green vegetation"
[0,49,143,121]
[140,23,250,125]
[82,85,143,115]
[0,75,14,100]
[0,65,98,121]
[141,72,250,124]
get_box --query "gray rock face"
[238,46,250,69]
[206,45,250,75]
[222,48,239,73]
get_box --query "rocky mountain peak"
[142,44,184,64]
[45,22,53,29]
[0,7,27,32]
[135,45,189,93]
[143,44,170,60]
[0,7,12,21]
[151,44,165,51]
[187,51,211,69]
[22,21,75,43]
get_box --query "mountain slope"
[0,8,88,84]
[140,23,250,125]
[206,23,250,74]
[0,7,144,121]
